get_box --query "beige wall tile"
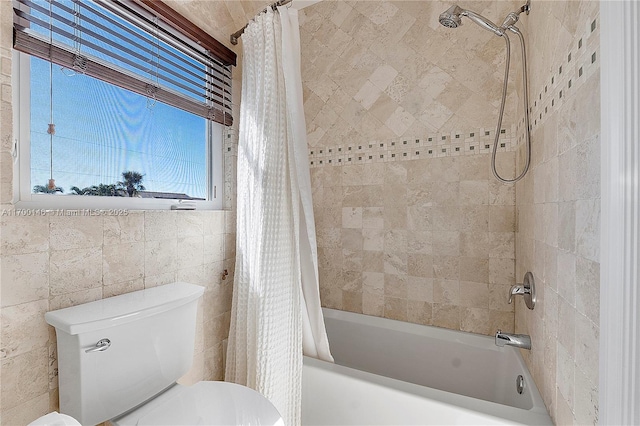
[103,278,144,298]
[489,285,514,313]
[459,307,490,335]
[1,299,49,359]
[342,207,363,229]
[434,279,459,305]
[102,242,145,286]
[49,216,103,251]
[489,232,515,259]
[362,207,384,229]
[1,393,49,426]
[49,287,103,311]
[432,304,460,330]
[362,291,383,316]
[144,272,177,289]
[459,281,489,309]
[145,239,178,276]
[342,270,362,292]
[461,206,489,231]
[575,313,599,387]
[176,212,204,238]
[144,211,177,241]
[203,342,225,381]
[0,216,49,255]
[342,290,363,313]
[50,248,103,296]
[575,256,599,325]
[459,257,489,283]
[203,211,225,236]
[203,234,225,262]
[489,205,516,232]
[103,212,144,246]
[176,236,205,270]
[1,252,49,307]
[177,265,206,287]
[1,347,48,410]
[407,300,432,325]
[383,296,407,321]
[574,368,598,426]
[407,253,433,278]
[489,310,514,334]
[432,256,459,280]
[459,181,489,205]
[362,250,384,273]
[489,258,515,285]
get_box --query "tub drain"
[516,375,525,394]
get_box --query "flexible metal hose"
[491,26,531,183]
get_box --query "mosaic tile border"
[308,125,517,168]
[516,14,600,144]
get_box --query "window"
[12,0,235,209]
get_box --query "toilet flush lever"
[85,338,111,353]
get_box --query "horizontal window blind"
[13,0,233,126]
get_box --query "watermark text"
[1,209,129,217]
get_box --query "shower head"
[439,5,463,28]
[439,5,504,36]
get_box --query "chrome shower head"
[439,5,463,28]
[439,5,504,36]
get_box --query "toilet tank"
[45,282,205,426]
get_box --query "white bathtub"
[302,308,552,425]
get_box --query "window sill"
[15,194,222,211]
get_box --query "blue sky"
[30,0,208,198]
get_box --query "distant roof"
[137,191,205,200]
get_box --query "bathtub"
[302,309,552,425]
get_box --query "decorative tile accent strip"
[516,15,600,144]
[308,125,516,168]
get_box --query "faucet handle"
[508,272,536,310]
[508,284,526,303]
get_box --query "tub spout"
[495,330,531,350]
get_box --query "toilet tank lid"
[45,282,204,335]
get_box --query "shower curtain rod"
[230,0,293,45]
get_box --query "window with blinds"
[13,0,233,125]
[12,0,234,208]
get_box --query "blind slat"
[66,0,231,86]
[19,0,231,102]
[13,0,233,125]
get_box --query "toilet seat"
[111,381,284,426]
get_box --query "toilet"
[45,282,284,426]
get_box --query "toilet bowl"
[45,282,283,425]
[28,412,81,426]
[112,381,283,425]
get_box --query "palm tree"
[70,186,89,195]
[71,184,124,196]
[33,183,63,194]
[91,184,124,197]
[118,171,145,197]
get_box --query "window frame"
[12,50,224,211]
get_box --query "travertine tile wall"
[0,211,235,424]
[302,0,524,335]
[312,153,518,334]
[514,1,600,424]
[0,0,273,423]
[299,0,523,146]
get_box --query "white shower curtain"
[225,6,333,425]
